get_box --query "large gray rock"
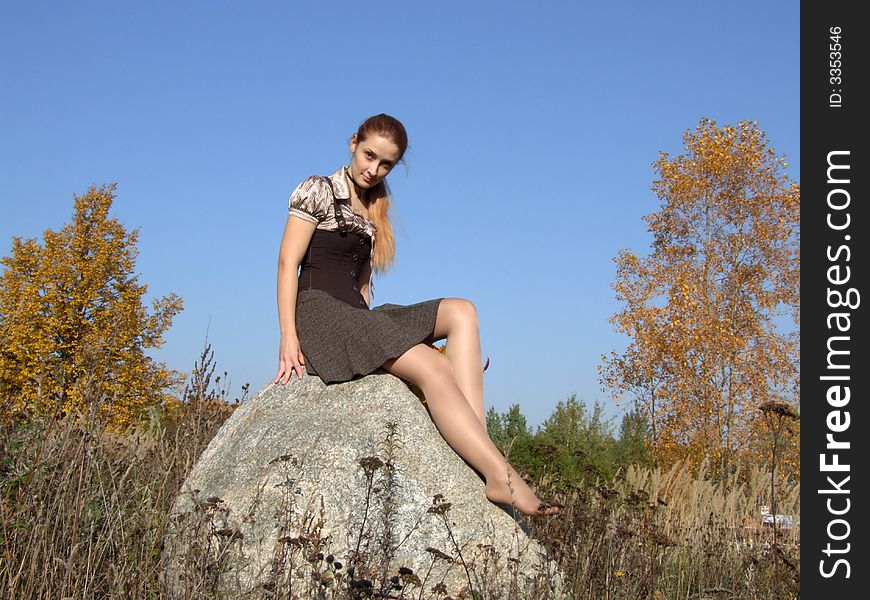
[162,369,562,599]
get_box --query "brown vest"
[297,177,371,309]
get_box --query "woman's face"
[349,133,401,190]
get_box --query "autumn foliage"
[600,119,799,478]
[0,184,183,427]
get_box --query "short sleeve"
[288,176,329,225]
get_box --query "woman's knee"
[455,298,478,323]
[438,298,479,334]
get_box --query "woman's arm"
[275,215,317,383]
[358,256,373,308]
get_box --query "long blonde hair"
[352,114,408,273]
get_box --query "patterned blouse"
[288,165,378,301]
[288,165,378,241]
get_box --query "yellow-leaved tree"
[599,119,799,479]
[0,183,183,427]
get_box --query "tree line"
[486,395,649,488]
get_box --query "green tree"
[0,184,183,427]
[537,394,618,481]
[487,403,537,473]
[600,119,800,476]
[614,405,651,467]
[487,404,531,448]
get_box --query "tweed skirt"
[295,288,444,384]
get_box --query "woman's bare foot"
[484,463,560,516]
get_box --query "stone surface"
[162,369,562,598]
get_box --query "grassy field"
[0,402,799,599]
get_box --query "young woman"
[274,114,558,517]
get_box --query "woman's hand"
[274,333,306,384]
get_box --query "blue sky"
[0,1,799,428]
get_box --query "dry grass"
[1,401,799,599]
[530,462,800,599]
[0,399,232,598]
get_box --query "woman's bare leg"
[382,344,558,516]
[430,298,485,429]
